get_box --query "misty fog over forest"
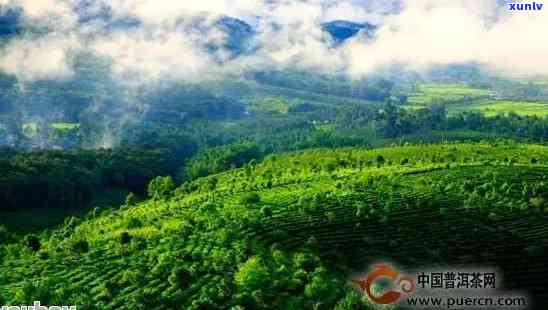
[1,1,548,309]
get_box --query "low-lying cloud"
[0,0,547,83]
[346,0,548,77]
[0,33,80,80]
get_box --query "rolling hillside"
[1,142,548,309]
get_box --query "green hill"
[1,142,548,309]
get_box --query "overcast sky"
[0,0,546,83]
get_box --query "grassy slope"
[2,142,548,309]
[407,83,548,117]
[408,84,491,106]
[219,79,377,107]
[449,99,548,117]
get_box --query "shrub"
[168,267,191,289]
[38,250,49,260]
[14,280,54,305]
[125,192,139,206]
[147,176,175,200]
[120,232,132,245]
[0,225,11,244]
[72,240,90,254]
[206,177,218,191]
[334,291,370,310]
[235,257,270,292]
[126,217,144,229]
[25,235,41,252]
[293,252,318,272]
[376,155,385,165]
[260,206,273,217]
[325,162,337,172]
[270,229,290,243]
[240,192,261,205]
[530,197,545,209]
[304,271,340,305]
[129,237,148,252]
[185,141,263,180]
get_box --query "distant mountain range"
[210,17,378,56]
[0,3,376,48]
[198,16,377,56]
[0,7,21,37]
[321,20,377,42]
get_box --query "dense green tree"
[147,176,175,200]
[0,225,11,244]
[235,257,270,293]
[240,192,261,205]
[25,235,41,252]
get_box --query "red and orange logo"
[352,264,416,305]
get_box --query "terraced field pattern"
[1,142,548,309]
[449,100,548,117]
[408,84,492,106]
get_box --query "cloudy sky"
[0,0,546,83]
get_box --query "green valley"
[2,3,548,308]
[1,142,547,309]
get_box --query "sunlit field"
[449,100,548,117]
